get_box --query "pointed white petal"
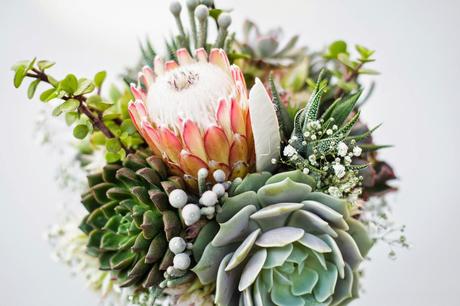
[248,78,281,172]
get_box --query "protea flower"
[128,48,281,188]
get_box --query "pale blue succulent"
[192,170,373,306]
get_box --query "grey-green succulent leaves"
[193,170,373,306]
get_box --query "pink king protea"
[128,47,281,189]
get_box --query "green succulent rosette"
[192,170,373,306]
[79,150,188,289]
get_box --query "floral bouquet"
[12,1,405,305]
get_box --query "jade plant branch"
[25,69,132,153]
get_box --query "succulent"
[192,170,373,305]
[79,150,190,290]
[237,20,307,67]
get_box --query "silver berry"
[182,204,201,225]
[173,253,191,270]
[169,237,187,254]
[169,189,188,208]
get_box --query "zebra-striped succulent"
[192,170,373,306]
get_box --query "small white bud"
[353,146,362,156]
[173,253,191,270]
[186,0,199,9]
[303,168,310,175]
[326,129,333,135]
[217,13,232,28]
[166,266,175,275]
[199,190,218,206]
[271,158,277,164]
[201,206,215,216]
[332,164,346,179]
[213,169,226,182]
[337,142,348,157]
[169,237,186,254]
[182,204,201,225]
[198,168,209,178]
[195,4,209,20]
[212,183,226,197]
[186,242,193,249]
[169,1,182,16]
[310,135,317,140]
[169,189,188,208]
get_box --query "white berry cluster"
[284,118,365,202]
[168,168,230,227]
[159,236,194,288]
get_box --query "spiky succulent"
[79,150,191,290]
[192,170,373,305]
[274,73,381,201]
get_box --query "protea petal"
[208,160,231,180]
[216,97,232,140]
[195,48,208,62]
[128,101,141,131]
[204,126,230,164]
[165,60,179,71]
[231,97,246,137]
[179,151,208,177]
[176,48,194,65]
[154,56,165,76]
[209,48,231,74]
[140,120,162,157]
[141,66,155,87]
[231,65,248,97]
[167,161,185,177]
[183,120,207,162]
[130,84,145,100]
[229,134,249,166]
[159,126,183,164]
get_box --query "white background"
[1,0,459,305]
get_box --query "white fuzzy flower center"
[147,62,233,129]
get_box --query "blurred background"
[1,0,458,305]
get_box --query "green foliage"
[12,58,146,163]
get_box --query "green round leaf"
[13,65,26,88]
[75,78,95,95]
[61,74,78,94]
[91,131,106,145]
[106,138,121,153]
[39,88,57,102]
[27,79,40,99]
[73,124,89,139]
[94,71,107,88]
[65,112,79,125]
[105,151,121,163]
[37,60,55,71]
[61,99,80,112]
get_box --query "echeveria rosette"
[128,47,281,191]
[192,170,373,305]
[79,150,188,289]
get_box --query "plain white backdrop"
[1,0,459,305]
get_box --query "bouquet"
[12,1,405,305]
